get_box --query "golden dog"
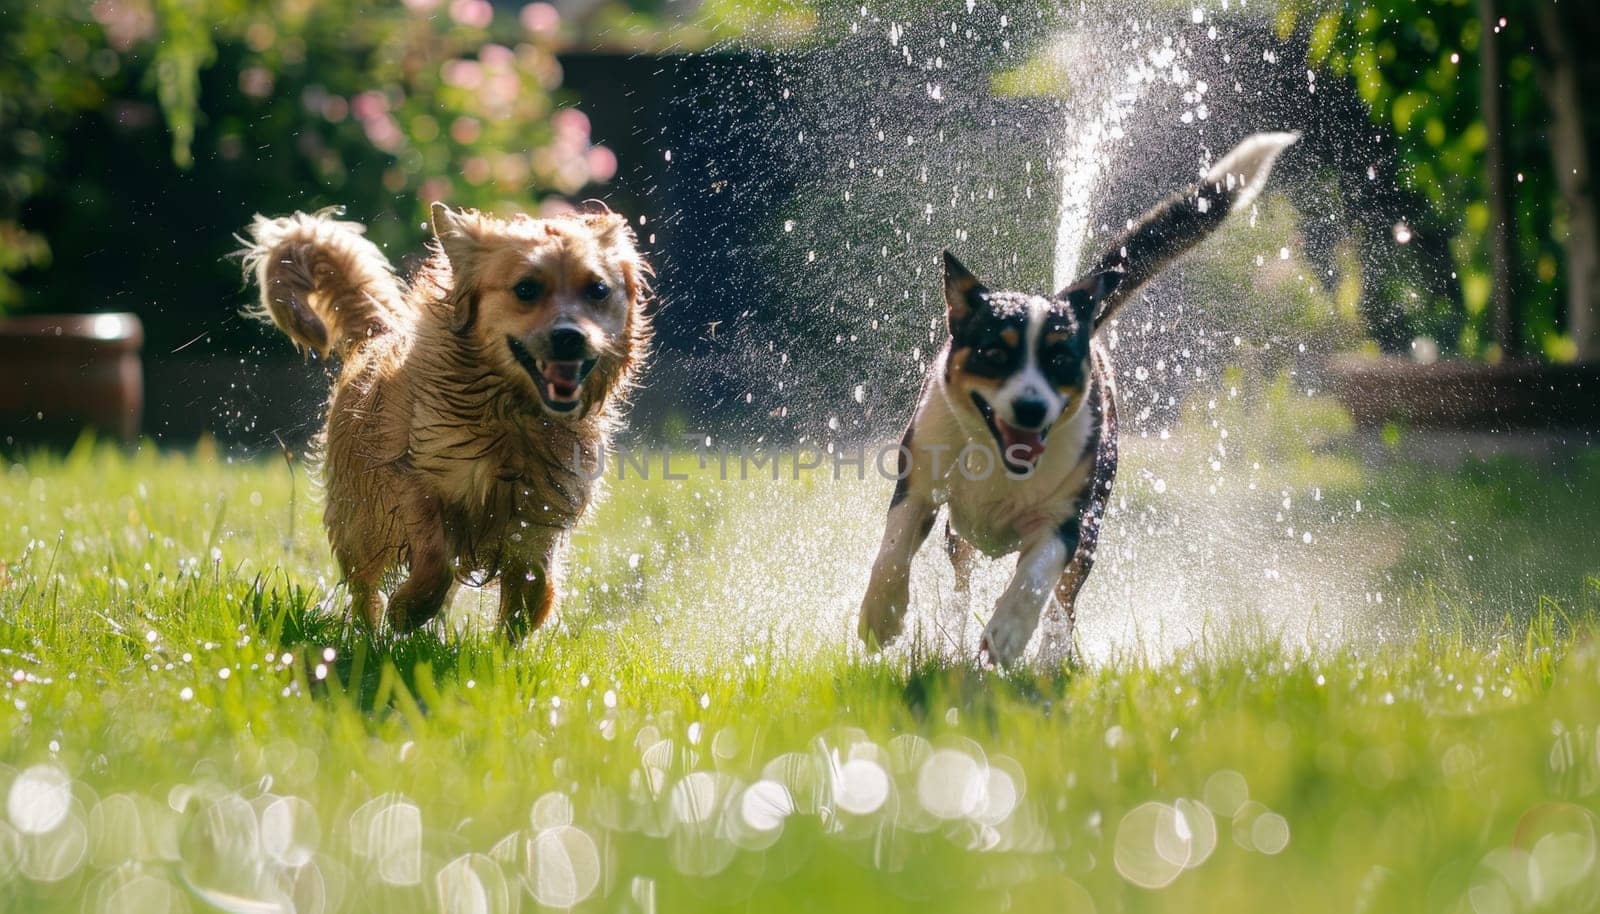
[239,203,651,637]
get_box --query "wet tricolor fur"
[237,202,651,637]
[859,132,1298,665]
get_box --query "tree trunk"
[1478,0,1520,357]
[1535,4,1600,362]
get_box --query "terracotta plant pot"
[0,313,144,444]
[1328,354,1600,430]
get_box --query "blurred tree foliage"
[0,0,617,313]
[1277,0,1572,362]
[580,0,817,49]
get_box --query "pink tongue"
[545,361,583,383]
[998,422,1045,465]
[543,361,583,399]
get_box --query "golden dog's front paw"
[386,591,448,634]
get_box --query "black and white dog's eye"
[1047,348,1082,376]
[584,280,611,301]
[513,279,544,302]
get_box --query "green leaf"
[1307,11,1343,69]
[151,0,217,169]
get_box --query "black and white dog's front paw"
[978,602,1040,666]
[857,578,911,651]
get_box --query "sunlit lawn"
[1,438,1599,913]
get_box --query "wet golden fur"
[238,203,652,636]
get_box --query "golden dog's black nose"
[550,327,588,360]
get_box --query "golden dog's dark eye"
[513,279,543,302]
[584,280,611,301]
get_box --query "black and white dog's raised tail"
[857,131,1298,667]
[1085,131,1300,333]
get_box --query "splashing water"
[410,5,1506,668]
[542,4,1413,666]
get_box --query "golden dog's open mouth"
[507,336,595,414]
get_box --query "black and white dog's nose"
[1011,397,1047,429]
[550,327,588,360]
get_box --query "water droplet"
[834,759,889,816]
[527,826,600,908]
[8,765,72,834]
[916,750,984,820]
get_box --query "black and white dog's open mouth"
[971,392,1047,474]
[507,336,595,414]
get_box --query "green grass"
[1,439,1599,913]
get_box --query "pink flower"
[586,145,617,184]
[529,53,563,90]
[555,158,588,195]
[493,153,530,187]
[520,2,559,35]
[450,117,482,145]
[483,73,520,110]
[441,59,484,90]
[363,114,404,152]
[91,0,155,52]
[321,95,349,123]
[239,66,275,99]
[550,107,590,149]
[419,177,453,204]
[480,44,515,71]
[351,90,388,122]
[462,156,492,186]
[448,0,493,28]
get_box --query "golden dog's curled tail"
[236,208,405,360]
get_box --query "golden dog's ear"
[614,224,653,392]
[942,249,988,330]
[580,211,629,238]
[430,202,482,334]
[430,201,482,263]
[620,252,655,322]
[585,213,648,305]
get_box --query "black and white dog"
[858,132,1298,665]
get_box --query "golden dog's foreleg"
[498,533,562,642]
[348,577,385,630]
[386,492,454,633]
[331,523,388,630]
[498,565,554,642]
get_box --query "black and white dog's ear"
[943,249,989,329]
[1056,266,1124,327]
